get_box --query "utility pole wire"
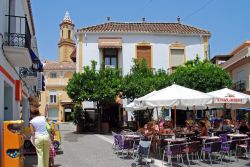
[183,0,215,21]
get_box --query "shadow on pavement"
[24,155,37,167]
[24,155,63,167]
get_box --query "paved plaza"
[24,123,250,167]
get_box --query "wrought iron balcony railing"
[19,67,37,78]
[4,15,31,49]
[233,80,246,92]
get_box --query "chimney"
[107,16,111,22]
[177,16,180,23]
[142,17,146,23]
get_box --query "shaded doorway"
[64,108,73,122]
[4,82,13,121]
[102,103,120,130]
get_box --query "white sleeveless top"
[30,116,48,136]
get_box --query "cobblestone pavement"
[25,123,250,167]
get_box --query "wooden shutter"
[170,49,184,67]
[136,46,151,68]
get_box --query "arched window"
[68,30,71,39]
[61,30,63,38]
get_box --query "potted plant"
[101,108,110,134]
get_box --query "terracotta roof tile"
[77,22,211,36]
[43,61,76,70]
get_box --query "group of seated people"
[216,118,250,134]
[137,117,250,153]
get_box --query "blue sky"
[32,0,250,61]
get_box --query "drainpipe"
[0,33,3,48]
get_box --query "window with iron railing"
[4,15,31,49]
[233,80,246,92]
[19,67,37,78]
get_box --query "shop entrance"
[4,82,13,121]
[64,108,73,122]
[102,103,121,130]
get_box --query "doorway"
[102,103,120,130]
[4,82,13,121]
[64,108,73,122]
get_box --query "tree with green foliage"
[122,59,170,101]
[170,56,232,92]
[122,59,170,125]
[66,61,122,132]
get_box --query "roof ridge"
[77,22,211,35]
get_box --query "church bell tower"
[58,11,75,62]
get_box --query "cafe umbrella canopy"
[142,84,214,127]
[207,88,250,109]
[124,101,153,111]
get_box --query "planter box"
[101,122,109,134]
[76,124,82,132]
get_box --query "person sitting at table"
[238,120,249,134]
[213,119,221,130]
[183,121,192,133]
[222,119,233,133]
[162,123,173,134]
[204,117,211,129]
[199,121,208,136]
[143,121,159,154]
[233,120,240,131]
[159,119,165,133]
[191,123,200,136]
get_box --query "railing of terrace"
[4,15,31,49]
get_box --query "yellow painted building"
[39,11,76,122]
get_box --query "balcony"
[3,15,32,67]
[233,80,246,92]
[20,67,37,86]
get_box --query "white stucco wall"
[78,33,205,74]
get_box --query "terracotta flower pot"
[101,122,109,134]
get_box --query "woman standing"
[30,107,50,167]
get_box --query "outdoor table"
[199,136,220,141]
[124,134,141,139]
[164,137,186,143]
[177,132,195,138]
[159,133,174,139]
[209,129,227,135]
[227,133,248,140]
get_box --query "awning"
[238,108,250,111]
[29,49,39,62]
[29,49,43,72]
[98,37,122,48]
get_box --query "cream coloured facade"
[221,41,250,94]
[39,12,75,122]
[75,21,211,111]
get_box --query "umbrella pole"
[156,107,160,127]
[156,107,159,121]
[174,106,176,129]
[223,103,226,117]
